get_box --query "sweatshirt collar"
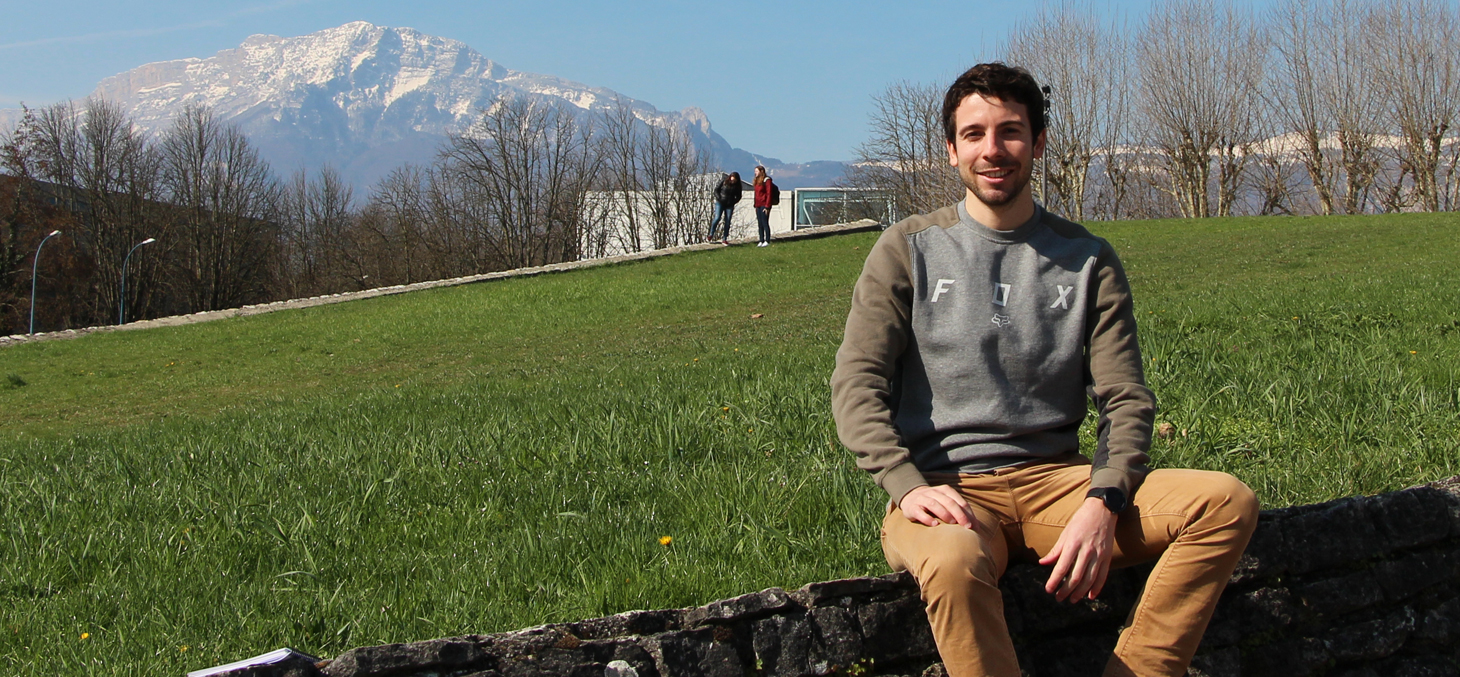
[957,200,1045,243]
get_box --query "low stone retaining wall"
[221,476,1460,677]
[2,220,882,349]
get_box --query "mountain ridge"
[1,21,847,190]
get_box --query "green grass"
[2,213,1458,676]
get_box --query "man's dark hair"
[941,63,1047,143]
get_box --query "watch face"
[1104,489,1127,513]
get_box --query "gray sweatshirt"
[830,201,1155,504]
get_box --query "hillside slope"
[1,215,1457,676]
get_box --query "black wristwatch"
[1086,487,1128,514]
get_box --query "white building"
[581,180,892,259]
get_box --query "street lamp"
[1041,85,1052,205]
[120,237,157,325]
[29,229,62,335]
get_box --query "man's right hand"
[899,485,977,529]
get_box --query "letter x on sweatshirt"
[830,201,1156,506]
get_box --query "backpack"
[770,183,781,206]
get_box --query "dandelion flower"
[80,633,90,640]
[693,358,699,362]
[722,407,730,411]
[1410,351,1418,355]
[659,536,673,546]
[180,646,189,652]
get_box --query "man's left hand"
[1039,497,1118,603]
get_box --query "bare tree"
[599,97,650,254]
[1271,0,1387,215]
[1248,121,1305,215]
[160,104,281,312]
[280,165,358,295]
[1271,0,1338,214]
[641,119,712,248]
[22,98,169,324]
[441,95,600,269]
[422,164,496,276]
[592,98,711,255]
[1006,4,1131,221]
[365,164,432,284]
[1137,0,1267,218]
[665,131,714,246]
[1367,0,1460,212]
[844,81,963,218]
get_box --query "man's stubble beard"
[958,160,1032,208]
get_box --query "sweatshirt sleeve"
[830,226,927,504]
[1085,242,1156,498]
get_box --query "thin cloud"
[0,0,321,51]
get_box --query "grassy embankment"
[2,213,1458,676]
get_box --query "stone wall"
[223,477,1460,677]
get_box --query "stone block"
[1418,597,1460,643]
[684,587,794,627]
[1241,637,1329,677]
[808,606,863,670]
[1027,632,1118,677]
[1204,585,1300,649]
[1233,516,1290,581]
[751,612,813,677]
[1294,568,1384,618]
[1281,498,1384,575]
[493,638,658,677]
[1323,607,1414,663]
[563,609,683,640]
[855,594,937,667]
[790,572,913,608]
[1187,647,1241,677]
[1364,488,1456,552]
[1376,551,1456,603]
[998,564,1128,636]
[753,609,811,674]
[323,637,492,677]
[1360,655,1459,677]
[641,628,744,677]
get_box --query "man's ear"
[1033,129,1047,160]
[946,139,958,167]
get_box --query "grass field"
[2,213,1458,676]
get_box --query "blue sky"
[3,0,1185,162]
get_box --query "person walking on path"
[830,62,1258,677]
[709,172,743,244]
[753,166,779,247]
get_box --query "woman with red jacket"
[752,166,778,247]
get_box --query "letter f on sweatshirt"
[931,279,955,302]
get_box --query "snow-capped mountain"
[1,22,844,190]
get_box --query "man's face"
[945,94,1045,208]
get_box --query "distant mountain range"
[0,21,846,191]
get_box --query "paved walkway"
[1,220,881,348]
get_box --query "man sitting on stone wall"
[829,63,1260,677]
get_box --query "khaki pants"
[880,455,1258,677]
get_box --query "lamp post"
[120,237,157,325]
[1041,85,1052,205]
[29,229,62,335]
